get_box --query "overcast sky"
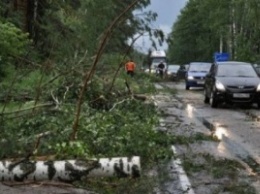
[134,0,188,53]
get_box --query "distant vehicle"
[150,50,167,73]
[177,64,189,79]
[166,64,180,80]
[185,62,212,90]
[204,61,260,108]
[144,68,156,74]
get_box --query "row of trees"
[167,0,260,64]
[0,0,158,65]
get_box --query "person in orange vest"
[125,59,136,77]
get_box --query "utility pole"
[219,35,223,53]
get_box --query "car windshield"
[167,65,180,71]
[152,58,166,63]
[188,63,211,72]
[217,63,258,77]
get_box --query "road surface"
[154,81,260,194]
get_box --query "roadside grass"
[175,132,219,144]
[77,159,174,194]
[77,171,159,194]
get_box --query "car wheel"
[210,91,218,108]
[185,84,190,90]
[204,90,210,104]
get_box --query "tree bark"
[0,156,140,182]
[13,0,28,31]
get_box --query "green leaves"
[0,21,30,58]
[0,0,175,174]
[0,21,31,78]
[168,0,260,63]
[52,141,90,158]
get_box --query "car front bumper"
[214,90,260,104]
[186,79,205,87]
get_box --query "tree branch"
[70,0,140,141]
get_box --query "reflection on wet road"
[162,81,260,175]
[198,117,259,174]
[214,125,228,140]
[154,82,260,193]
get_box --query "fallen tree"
[0,156,140,182]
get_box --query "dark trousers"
[127,71,134,77]
[159,70,164,78]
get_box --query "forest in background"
[167,0,260,65]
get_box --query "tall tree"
[167,0,260,64]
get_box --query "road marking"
[153,92,195,193]
[171,145,195,194]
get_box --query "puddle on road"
[197,117,216,132]
[197,117,260,175]
[197,117,229,140]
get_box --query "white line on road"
[153,93,195,194]
[171,145,195,194]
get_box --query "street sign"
[214,52,229,62]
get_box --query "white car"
[144,68,157,74]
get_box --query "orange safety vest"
[125,62,135,71]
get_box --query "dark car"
[204,61,260,108]
[166,64,180,80]
[177,64,189,79]
[185,62,212,90]
[253,64,260,76]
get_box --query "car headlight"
[215,80,225,91]
[188,76,194,80]
[257,84,260,91]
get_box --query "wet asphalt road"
[154,81,260,193]
[164,81,260,168]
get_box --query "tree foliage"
[0,0,172,170]
[0,22,30,57]
[0,21,31,78]
[167,0,260,64]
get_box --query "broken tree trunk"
[0,156,140,182]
